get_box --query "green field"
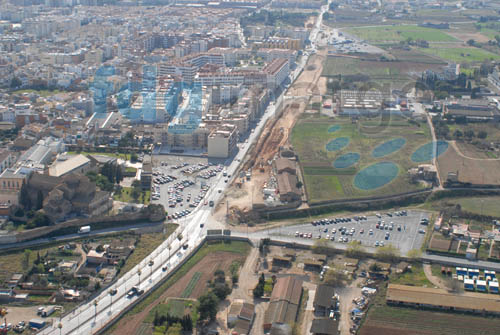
[449,197,500,218]
[322,57,408,81]
[113,187,151,205]
[345,25,457,43]
[360,305,500,335]
[291,115,431,203]
[390,263,433,287]
[418,45,500,63]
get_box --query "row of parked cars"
[167,180,195,208]
[199,165,224,179]
[1,321,26,333]
[181,163,210,175]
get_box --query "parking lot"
[150,155,226,220]
[268,210,429,255]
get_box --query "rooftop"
[387,284,500,313]
[49,154,90,177]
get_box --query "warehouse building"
[386,284,500,315]
[263,276,303,335]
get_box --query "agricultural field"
[106,241,250,335]
[359,305,500,335]
[290,115,432,203]
[344,25,457,44]
[322,57,428,81]
[417,45,500,63]
[321,54,444,90]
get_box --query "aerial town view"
[1,0,500,334]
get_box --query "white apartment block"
[207,124,238,158]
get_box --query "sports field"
[291,115,432,203]
[345,25,457,43]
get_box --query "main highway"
[38,4,329,334]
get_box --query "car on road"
[109,288,117,296]
[127,286,143,298]
[162,265,169,272]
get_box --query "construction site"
[218,49,328,224]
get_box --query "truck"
[29,319,45,329]
[41,306,55,317]
[78,226,91,234]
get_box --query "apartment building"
[207,123,238,158]
[262,58,290,90]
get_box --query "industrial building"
[386,284,500,315]
[263,276,303,335]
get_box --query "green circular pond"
[354,162,399,190]
[372,138,406,158]
[328,125,341,133]
[326,137,350,152]
[333,152,360,169]
[411,141,448,163]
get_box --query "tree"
[166,323,183,335]
[212,283,231,300]
[115,165,123,183]
[369,262,381,272]
[253,273,265,298]
[131,187,141,202]
[453,129,463,139]
[22,249,32,270]
[406,249,422,261]
[324,267,347,287]
[10,77,22,89]
[28,212,51,228]
[464,129,475,139]
[467,39,475,46]
[311,238,330,254]
[346,241,365,258]
[198,291,219,321]
[36,190,44,210]
[478,130,488,139]
[375,244,400,262]
[130,152,138,163]
[19,183,31,210]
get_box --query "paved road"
[0,221,164,251]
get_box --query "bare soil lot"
[438,143,500,185]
